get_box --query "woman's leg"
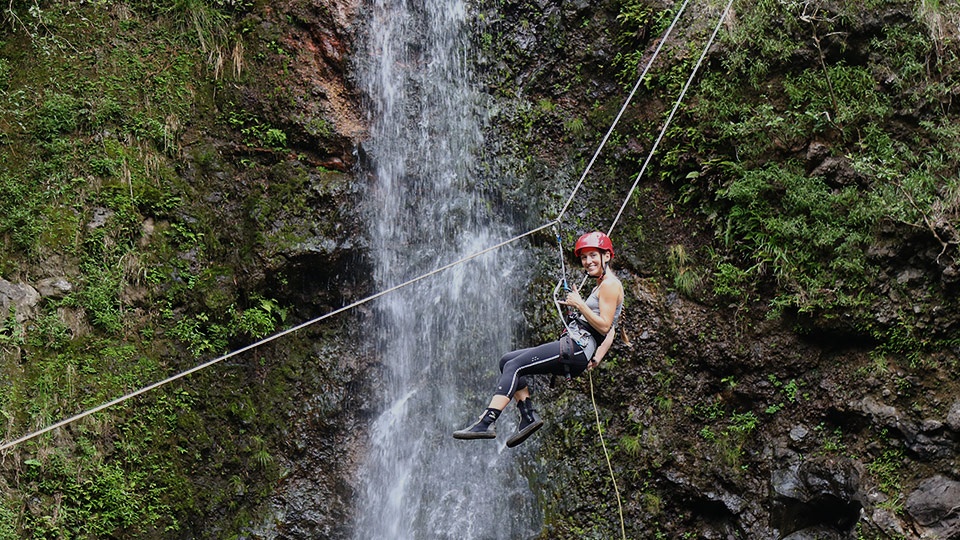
[454,341,567,440]
[491,341,567,403]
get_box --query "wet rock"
[809,155,866,188]
[790,424,810,442]
[781,525,844,540]
[857,396,928,452]
[86,207,114,229]
[806,141,830,163]
[871,507,907,537]
[860,396,899,424]
[35,277,73,299]
[858,396,957,458]
[946,400,960,432]
[0,278,41,323]
[772,455,864,538]
[906,475,960,539]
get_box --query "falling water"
[352,0,540,538]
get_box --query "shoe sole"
[505,419,543,448]
[452,430,496,440]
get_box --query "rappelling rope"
[579,1,735,538]
[0,8,684,453]
[0,0,733,471]
[555,0,690,223]
[0,223,556,452]
[588,371,627,540]
[606,0,734,239]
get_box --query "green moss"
[0,1,305,536]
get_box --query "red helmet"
[574,231,614,259]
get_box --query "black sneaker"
[453,411,497,440]
[506,401,543,448]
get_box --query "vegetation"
[2,0,959,537]
[0,1,322,537]
[664,0,960,347]
[502,0,960,537]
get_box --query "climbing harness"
[552,227,579,383]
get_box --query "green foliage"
[34,92,81,140]
[867,447,905,495]
[0,169,46,252]
[667,244,701,297]
[818,424,847,453]
[673,0,960,345]
[691,392,762,468]
[619,433,643,456]
[0,57,10,90]
[612,0,654,83]
[766,374,806,414]
[783,64,892,136]
[165,294,286,357]
[26,309,72,350]
[0,308,24,348]
[0,500,16,540]
[13,395,194,537]
[712,161,878,313]
[74,261,125,333]
[0,2,294,536]
[225,106,289,151]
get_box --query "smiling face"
[579,248,611,277]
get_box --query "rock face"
[771,454,864,538]
[475,0,960,538]
[3,0,959,538]
[906,476,960,540]
[0,278,40,323]
[35,277,73,299]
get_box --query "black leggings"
[494,339,588,398]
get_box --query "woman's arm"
[563,278,622,335]
[589,327,617,369]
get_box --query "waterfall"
[352,0,540,538]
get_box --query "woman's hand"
[587,358,600,371]
[560,287,584,312]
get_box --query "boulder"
[946,400,960,432]
[772,455,864,538]
[906,475,960,539]
[0,277,41,323]
[36,277,73,299]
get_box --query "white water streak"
[352,0,539,538]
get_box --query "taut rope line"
[0,0,733,469]
[606,0,735,238]
[0,223,555,452]
[583,1,735,538]
[556,0,691,223]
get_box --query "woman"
[453,231,625,447]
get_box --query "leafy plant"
[668,244,702,297]
[867,448,904,495]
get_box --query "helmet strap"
[598,251,610,281]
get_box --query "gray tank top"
[565,276,623,359]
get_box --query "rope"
[589,370,626,540]
[607,0,735,238]
[1,0,688,454]
[581,2,735,538]
[555,0,690,223]
[0,4,734,490]
[0,223,555,452]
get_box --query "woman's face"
[579,248,610,277]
